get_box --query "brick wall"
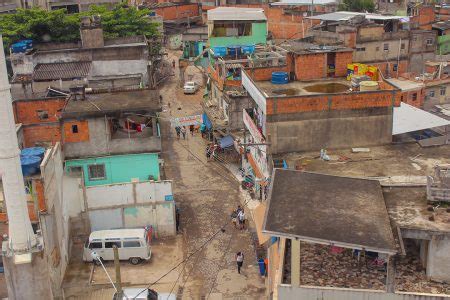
[63,120,90,143]
[372,60,408,79]
[22,125,61,147]
[245,65,291,82]
[295,53,326,80]
[266,89,396,115]
[13,98,66,125]
[152,3,199,21]
[400,89,425,108]
[331,92,394,110]
[335,52,353,77]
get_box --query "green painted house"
[65,153,160,187]
[207,7,267,48]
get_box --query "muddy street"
[159,51,265,299]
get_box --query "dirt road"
[159,51,265,299]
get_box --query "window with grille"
[429,90,435,97]
[383,44,389,51]
[37,110,49,120]
[440,87,446,96]
[426,39,433,46]
[88,164,106,180]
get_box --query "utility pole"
[113,246,122,296]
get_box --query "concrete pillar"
[291,239,300,286]
[152,117,157,137]
[3,253,52,300]
[386,255,395,293]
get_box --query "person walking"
[236,252,244,274]
[181,126,187,140]
[189,124,195,136]
[175,126,181,139]
[231,210,238,228]
[238,208,245,230]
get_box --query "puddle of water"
[304,83,349,93]
[272,88,299,96]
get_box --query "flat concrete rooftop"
[384,187,450,233]
[264,169,397,253]
[274,144,450,233]
[62,89,161,119]
[255,78,352,97]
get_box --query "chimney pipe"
[0,35,37,252]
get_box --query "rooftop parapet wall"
[266,89,399,116]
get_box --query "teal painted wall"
[209,22,267,48]
[438,35,450,55]
[65,153,160,187]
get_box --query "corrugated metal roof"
[33,61,91,81]
[308,11,406,21]
[207,7,267,21]
[271,0,336,6]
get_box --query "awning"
[219,135,234,148]
[393,102,450,135]
[253,203,270,245]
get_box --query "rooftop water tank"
[242,45,255,55]
[212,46,227,57]
[21,147,46,159]
[20,155,41,177]
[271,72,289,84]
[359,81,379,91]
[228,46,241,57]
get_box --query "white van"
[83,228,151,265]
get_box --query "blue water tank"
[227,46,242,57]
[20,155,41,176]
[242,45,255,55]
[21,147,46,159]
[212,46,227,57]
[271,72,289,84]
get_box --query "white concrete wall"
[427,237,450,283]
[39,143,70,298]
[84,180,176,236]
[85,180,173,208]
[278,285,450,299]
[63,175,84,218]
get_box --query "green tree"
[338,0,375,13]
[0,4,159,49]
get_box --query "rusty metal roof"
[33,62,91,81]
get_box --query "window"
[401,43,405,50]
[105,241,121,248]
[384,43,389,51]
[88,164,106,180]
[88,242,102,249]
[72,124,78,133]
[440,87,446,96]
[37,110,49,120]
[68,166,83,175]
[426,38,433,46]
[123,241,141,248]
[429,90,435,97]
[393,64,398,72]
[356,47,366,52]
[412,93,417,101]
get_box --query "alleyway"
[159,51,265,299]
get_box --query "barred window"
[88,164,106,180]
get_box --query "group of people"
[231,205,246,230]
[175,124,196,140]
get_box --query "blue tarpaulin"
[219,135,234,148]
[202,112,212,130]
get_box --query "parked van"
[83,228,151,265]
